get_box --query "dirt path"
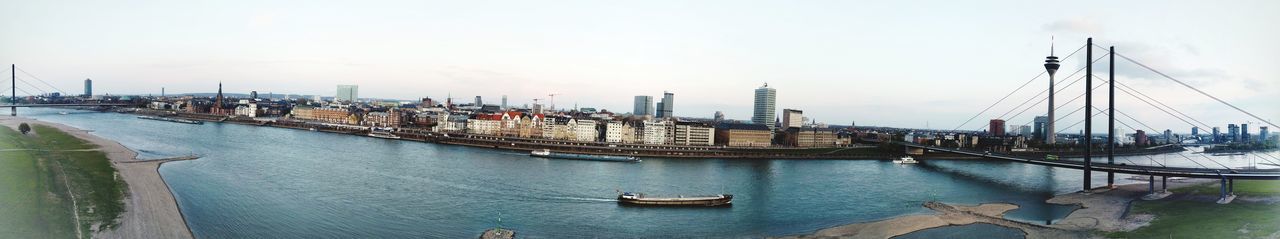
[775,202,1086,239]
[0,116,195,239]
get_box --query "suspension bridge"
[897,37,1280,204]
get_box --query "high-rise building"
[633,96,653,116]
[1135,130,1148,146]
[1033,116,1048,141]
[501,95,507,110]
[250,91,258,99]
[752,83,777,130]
[989,119,1007,136]
[475,96,483,106]
[714,111,725,122]
[657,91,674,118]
[1017,125,1033,137]
[1229,124,1240,142]
[1212,127,1221,143]
[1261,126,1270,143]
[83,78,93,97]
[1242,124,1251,142]
[336,85,358,102]
[1192,127,1199,137]
[782,109,803,129]
[1164,129,1173,144]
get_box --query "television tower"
[1043,37,1060,144]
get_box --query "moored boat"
[368,131,401,139]
[892,156,917,164]
[137,115,204,125]
[529,149,638,162]
[617,192,733,207]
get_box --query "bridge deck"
[899,143,1280,180]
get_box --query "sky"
[2,0,1277,133]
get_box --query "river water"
[22,108,1277,238]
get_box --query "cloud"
[1042,18,1104,34]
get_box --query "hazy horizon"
[3,0,1277,132]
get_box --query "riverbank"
[775,202,1084,239]
[0,116,194,239]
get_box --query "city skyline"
[3,0,1278,131]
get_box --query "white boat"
[58,111,70,115]
[892,156,918,164]
[367,131,401,139]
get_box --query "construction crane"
[547,93,560,112]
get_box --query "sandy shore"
[781,179,1212,239]
[0,116,194,239]
[776,202,1083,239]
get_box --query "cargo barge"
[617,192,733,207]
[138,115,204,125]
[530,149,639,162]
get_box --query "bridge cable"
[13,75,51,96]
[1114,52,1277,129]
[952,44,1087,131]
[16,67,68,95]
[976,53,1109,132]
[1092,105,1168,168]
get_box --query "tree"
[18,123,31,135]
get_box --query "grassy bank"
[1108,200,1280,238]
[1108,180,1280,238]
[1173,180,1280,197]
[0,124,126,238]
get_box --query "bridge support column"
[1142,174,1172,200]
[1217,176,1236,204]
[1147,175,1154,194]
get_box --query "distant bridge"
[897,142,1280,180]
[2,103,133,108]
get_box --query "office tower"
[990,119,1007,136]
[1033,116,1048,141]
[1212,127,1221,143]
[336,85,358,102]
[714,111,725,122]
[1242,124,1251,142]
[1192,127,1199,137]
[633,96,653,116]
[1229,124,1240,142]
[1018,125,1033,137]
[1164,129,1173,144]
[782,109,803,129]
[83,78,93,97]
[475,96,483,106]
[1261,126,1270,143]
[501,95,507,110]
[1135,130,1148,146]
[752,83,777,129]
[657,91,674,118]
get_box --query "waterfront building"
[336,85,358,102]
[572,119,599,142]
[716,123,772,147]
[633,96,654,117]
[83,78,92,97]
[605,121,624,143]
[467,113,504,135]
[364,109,404,128]
[657,91,674,118]
[234,103,258,118]
[752,84,777,131]
[782,109,803,129]
[797,127,843,147]
[639,120,670,145]
[1163,129,1173,144]
[989,119,1006,136]
[291,106,352,124]
[1192,127,1199,137]
[673,122,715,146]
